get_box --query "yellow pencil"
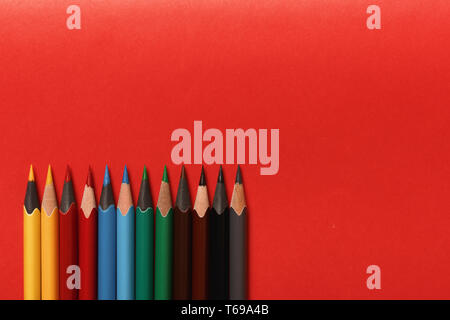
[41,165,59,300]
[23,165,41,300]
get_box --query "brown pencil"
[192,166,210,300]
[173,165,192,299]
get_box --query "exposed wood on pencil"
[80,169,96,218]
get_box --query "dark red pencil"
[79,168,98,300]
[59,166,78,300]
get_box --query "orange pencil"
[23,165,41,299]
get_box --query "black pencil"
[208,165,229,299]
[229,165,248,299]
[173,165,192,299]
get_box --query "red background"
[1,0,449,299]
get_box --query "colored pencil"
[41,165,59,300]
[173,165,192,299]
[116,165,135,300]
[136,166,154,300]
[155,166,173,300]
[229,166,248,299]
[79,167,97,300]
[59,166,78,300]
[209,165,229,300]
[98,165,116,300]
[23,165,41,300]
[192,166,210,300]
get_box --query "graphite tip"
[235,165,243,184]
[122,165,130,184]
[217,165,224,183]
[86,166,93,186]
[64,165,72,182]
[103,165,111,186]
[46,165,53,185]
[199,166,206,186]
[162,165,169,183]
[180,165,186,179]
[142,165,148,180]
[28,164,35,182]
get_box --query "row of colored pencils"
[23,165,247,300]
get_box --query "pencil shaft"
[78,207,97,300]
[192,211,209,299]
[98,205,116,299]
[117,206,135,300]
[208,207,229,299]
[23,207,41,300]
[59,204,78,300]
[229,208,248,299]
[41,207,59,300]
[136,207,154,299]
[173,207,192,299]
[155,207,173,300]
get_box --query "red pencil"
[79,168,98,300]
[59,166,78,300]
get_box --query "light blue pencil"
[117,165,135,300]
[98,165,116,300]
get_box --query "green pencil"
[155,166,173,300]
[136,166,154,300]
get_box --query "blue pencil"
[98,165,116,300]
[116,166,135,300]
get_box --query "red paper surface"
[1,0,449,299]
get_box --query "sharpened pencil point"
[64,165,72,182]
[141,165,148,181]
[103,165,111,186]
[28,164,35,182]
[162,165,169,183]
[122,165,130,184]
[86,167,93,187]
[46,165,53,185]
[180,165,186,179]
[217,165,224,183]
[235,165,243,184]
[199,166,206,186]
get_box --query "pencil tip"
[235,165,243,184]
[217,165,224,183]
[199,166,206,186]
[86,167,93,187]
[64,165,72,182]
[180,165,186,179]
[122,165,130,184]
[46,165,53,185]
[142,165,148,181]
[28,165,35,182]
[162,165,169,183]
[103,165,111,186]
